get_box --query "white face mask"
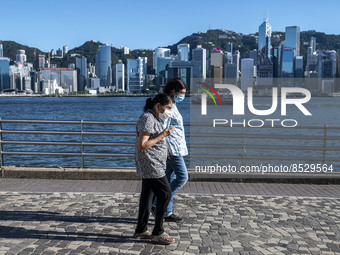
[158,106,172,120]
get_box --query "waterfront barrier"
[0,118,339,183]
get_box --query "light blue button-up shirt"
[163,103,188,156]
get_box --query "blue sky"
[1,0,340,52]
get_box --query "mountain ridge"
[2,29,340,73]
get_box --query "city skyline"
[1,0,340,52]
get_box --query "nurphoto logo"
[199,83,312,128]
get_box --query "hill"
[2,29,340,74]
[1,41,45,64]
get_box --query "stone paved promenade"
[0,179,340,255]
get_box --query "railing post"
[322,124,327,164]
[241,126,245,167]
[81,120,84,168]
[0,118,4,167]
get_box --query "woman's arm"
[137,126,175,152]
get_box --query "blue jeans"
[153,155,188,216]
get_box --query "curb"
[1,166,340,184]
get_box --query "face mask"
[175,94,185,103]
[158,106,172,120]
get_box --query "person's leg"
[152,161,173,208]
[135,179,154,234]
[149,176,171,236]
[165,155,188,217]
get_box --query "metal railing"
[0,118,340,168]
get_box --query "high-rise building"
[210,48,223,83]
[225,42,233,54]
[167,61,193,90]
[241,58,255,90]
[115,60,125,92]
[42,67,77,93]
[30,71,38,93]
[38,55,46,70]
[258,19,271,61]
[337,50,340,78]
[63,45,68,55]
[249,49,258,65]
[294,56,304,78]
[95,45,111,86]
[272,47,280,78]
[177,44,190,61]
[306,38,318,75]
[153,48,171,75]
[305,41,319,92]
[318,50,337,78]
[0,57,10,91]
[224,52,232,65]
[16,50,27,65]
[9,60,33,90]
[285,26,300,56]
[281,47,294,78]
[192,45,207,79]
[76,56,87,91]
[127,57,147,92]
[310,37,316,52]
[56,48,63,58]
[294,56,304,87]
[224,50,240,84]
[0,41,3,58]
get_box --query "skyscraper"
[294,56,304,78]
[310,37,316,52]
[192,45,207,79]
[16,50,27,65]
[76,56,87,91]
[127,57,147,93]
[306,37,318,75]
[63,45,68,55]
[210,48,223,83]
[95,45,111,86]
[281,47,294,78]
[285,26,300,56]
[115,60,125,92]
[318,50,336,78]
[241,58,255,90]
[225,42,233,54]
[0,41,3,58]
[0,57,10,91]
[153,48,171,75]
[224,50,240,84]
[258,19,271,61]
[177,44,190,61]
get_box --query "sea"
[0,96,339,172]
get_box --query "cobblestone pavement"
[0,191,340,255]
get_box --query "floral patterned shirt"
[134,110,167,179]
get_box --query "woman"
[152,78,188,222]
[134,93,176,245]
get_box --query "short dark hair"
[163,78,186,101]
[143,93,172,112]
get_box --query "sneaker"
[151,232,175,245]
[164,214,182,222]
[133,230,152,239]
[151,206,156,217]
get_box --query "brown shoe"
[151,232,175,245]
[133,230,152,239]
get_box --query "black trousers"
[135,176,171,236]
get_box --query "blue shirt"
[164,103,188,156]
